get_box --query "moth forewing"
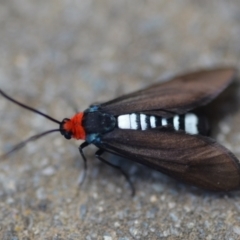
[100,68,236,118]
[97,128,240,191]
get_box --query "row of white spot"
[117,113,198,135]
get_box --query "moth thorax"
[82,111,116,134]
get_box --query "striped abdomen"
[117,113,208,135]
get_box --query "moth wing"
[97,128,240,191]
[100,68,236,117]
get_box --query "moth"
[0,68,239,193]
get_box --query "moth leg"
[78,141,89,186]
[95,149,135,196]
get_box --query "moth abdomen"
[117,112,209,136]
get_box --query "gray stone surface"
[0,0,240,239]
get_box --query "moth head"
[60,113,86,140]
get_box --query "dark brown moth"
[0,68,239,193]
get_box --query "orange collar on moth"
[63,112,86,140]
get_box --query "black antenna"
[1,129,59,159]
[0,89,61,124]
[0,89,62,158]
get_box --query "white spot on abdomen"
[118,114,130,129]
[173,115,179,130]
[162,118,167,126]
[130,114,138,130]
[150,116,156,128]
[140,114,147,130]
[185,113,198,134]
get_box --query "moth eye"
[64,131,72,140]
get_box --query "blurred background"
[1,0,240,239]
